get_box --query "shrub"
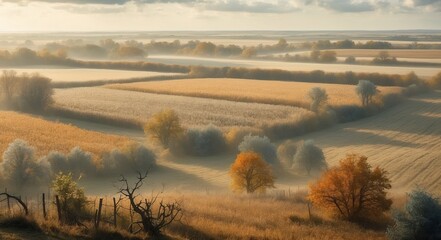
[46,147,96,179]
[174,124,227,156]
[429,72,441,90]
[230,151,275,193]
[1,139,50,194]
[52,172,88,224]
[277,140,298,167]
[292,140,326,175]
[387,189,441,240]
[225,127,263,151]
[345,56,356,64]
[101,144,156,175]
[238,135,278,165]
[309,154,392,222]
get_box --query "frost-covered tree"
[308,87,328,113]
[356,80,378,106]
[292,140,326,175]
[238,135,278,165]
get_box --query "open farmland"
[107,78,403,107]
[11,67,181,82]
[295,91,441,194]
[53,87,309,129]
[0,111,132,158]
[147,55,441,77]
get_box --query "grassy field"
[53,87,309,129]
[11,67,181,83]
[0,111,132,158]
[107,78,403,107]
[331,49,441,59]
[295,91,441,194]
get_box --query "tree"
[0,70,18,105]
[241,47,257,58]
[1,139,50,194]
[292,140,326,175]
[52,172,87,224]
[430,72,441,90]
[309,154,392,221]
[230,152,275,194]
[387,189,441,240]
[308,87,328,113]
[310,49,321,62]
[118,172,182,237]
[319,50,337,62]
[345,56,356,64]
[356,80,378,106]
[18,73,53,112]
[144,109,184,148]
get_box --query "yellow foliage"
[230,152,275,194]
[309,154,392,221]
[144,109,183,148]
[0,111,132,159]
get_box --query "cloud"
[309,0,377,12]
[201,0,300,13]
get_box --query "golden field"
[106,78,403,107]
[0,111,132,158]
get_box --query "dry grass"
[106,78,403,107]
[166,193,387,240]
[331,49,441,59]
[0,111,132,158]
[53,87,309,129]
[11,68,181,83]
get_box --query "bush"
[225,127,263,151]
[238,135,278,165]
[46,147,95,179]
[1,139,50,194]
[387,189,441,240]
[277,140,298,167]
[173,124,227,156]
[52,172,88,224]
[144,109,183,148]
[292,140,327,175]
[101,144,156,176]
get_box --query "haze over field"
[1,0,441,239]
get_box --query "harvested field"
[107,78,403,107]
[331,49,441,59]
[297,91,441,194]
[53,87,309,129]
[0,111,132,158]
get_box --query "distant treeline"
[189,66,430,87]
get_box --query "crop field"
[53,87,309,129]
[331,49,441,59]
[107,78,403,107]
[295,91,441,194]
[11,67,181,82]
[147,55,441,77]
[0,111,132,158]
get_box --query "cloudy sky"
[0,0,440,31]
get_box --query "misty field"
[53,87,309,129]
[296,91,441,194]
[147,55,441,77]
[0,111,132,158]
[331,49,441,59]
[11,67,181,82]
[107,78,403,107]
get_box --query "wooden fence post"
[55,195,62,223]
[113,197,117,228]
[42,193,47,220]
[95,198,103,229]
[307,201,312,221]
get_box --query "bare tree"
[0,70,19,105]
[356,80,378,106]
[118,172,182,237]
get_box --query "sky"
[0,0,440,31]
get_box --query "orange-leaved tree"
[309,154,392,221]
[230,152,275,194]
